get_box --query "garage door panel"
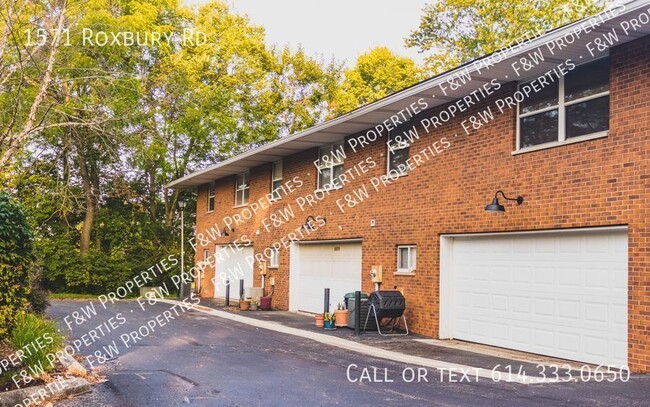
[290,242,361,314]
[445,229,628,366]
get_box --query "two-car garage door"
[441,228,628,366]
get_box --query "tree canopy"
[406,0,603,74]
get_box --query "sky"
[183,0,431,67]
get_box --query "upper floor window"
[317,142,344,190]
[207,183,215,212]
[235,171,249,207]
[387,130,410,176]
[270,160,283,201]
[518,58,609,150]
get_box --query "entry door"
[214,245,254,302]
[442,229,628,366]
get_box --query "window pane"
[331,142,344,165]
[398,248,409,269]
[331,165,344,188]
[389,147,409,174]
[242,188,249,205]
[520,81,558,114]
[318,146,331,168]
[208,196,214,211]
[565,58,609,102]
[566,96,609,138]
[272,161,282,180]
[236,173,244,187]
[410,248,416,270]
[318,168,331,189]
[271,180,282,200]
[520,109,559,148]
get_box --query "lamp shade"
[485,197,505,212]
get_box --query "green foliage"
[9,312,64,373]
[0,192,34,337]
[406,0,603,74]
[331,47,423,116]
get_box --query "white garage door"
[214,245,254,303]
[441,228,628,366]
[290,242,362,313]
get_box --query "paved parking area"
[47,300,649,406]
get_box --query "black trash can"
[344,292,368,309]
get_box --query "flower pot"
[314,314,324,327]
[324,320,335,330]
[334,309,348,327]
[250,303,258,311]
[239,299,250,311]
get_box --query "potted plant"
[239,296,250,311]
[314,313,324,327]
[334,303,348,327]
[324,312,336,330]
[250,298,259,311]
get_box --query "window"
[397,246,416,273]
[387,130,410,175]
[203,249,210,265]
[317,142,344,190]
[270,160,283,201]
[518,58,609,150]
[269,247,279,268]
[207,183,215,212]
[235,171,249,207]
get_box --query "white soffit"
[169,0,650,189]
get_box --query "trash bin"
[347,296,377,330]
[344,292,368,309]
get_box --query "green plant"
[10,312,64,374]
[250,298,259,306]
[0,192,34,337]
[337,303,344,310]
[324,312,335,323]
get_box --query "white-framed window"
[387,130,410,176]
[397,245,416,273]
[269,247,279,268]
[270,160,283,201]
[517,57,609,150]
[317,142,345,190]
[207,183,215,212]
[235,171,249,207]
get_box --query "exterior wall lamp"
[220,227,233,237]
[485,191,524,213]
[303,215,325,231]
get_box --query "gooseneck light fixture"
[485,191,524,213]
[220,226,234,237]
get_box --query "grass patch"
[9,313,64,375]
[48,293,98,300]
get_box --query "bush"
[0,192,34,337]
[10,312,64,373]
[27,264,50,314]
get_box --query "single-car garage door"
[440,227,628,366]
[214,245,254,303]
[290,241,362,313]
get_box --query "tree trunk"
[78,147,95,258]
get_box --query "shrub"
[27,264,50,314]
[0,192,34,337]
[10,312,64,374]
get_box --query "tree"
[0,192,34,337]
[406,0,603,74]
[330,47,423,116]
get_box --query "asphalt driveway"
[46,300,649,406]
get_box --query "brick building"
[170,2,650,372]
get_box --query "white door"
[441,228,628,366]
[290,242,362,313]
[214,245,254,303]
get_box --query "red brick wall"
[193,36,650,372]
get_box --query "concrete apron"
[157,299,563,385]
